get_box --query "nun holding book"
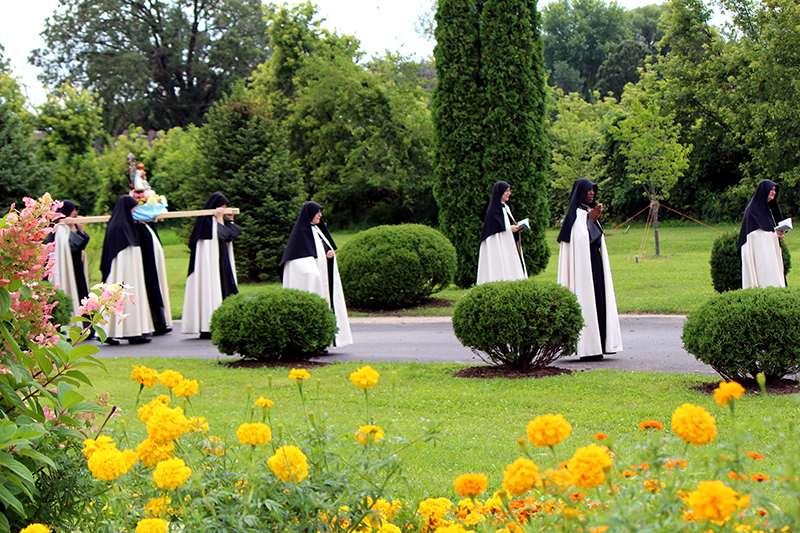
[739,179,791,289]
[476,181,528,284]
[280,201,352,348]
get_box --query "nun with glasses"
[181,192,242,339]
[557,178,622,361]
[47,200,91,320]
[99,195,153,344]
[476,181,528,284]
[739,179,788,289]
[280,201,352,347]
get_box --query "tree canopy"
[32,0,270,134]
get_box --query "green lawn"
[83,221,800,318]
[84,359,799,503]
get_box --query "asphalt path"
[93,315,719,376]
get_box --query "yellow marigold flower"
[638,420,664,430]
[453,473,488,497]
[137,396,171,422]
[685,480,749,522]
[562,507,580,520]
[172,379,198,398]
[202,436,225,456]
[268,445,309,482]
[153,457,192,490]
[525,414,571,447]
[588,527,610,533]
[136,438,175,468]
[236,422,272,446]
[566,444,613,490]
[502,457,540,496]
[538,468,574,491]
[146,404,189,445]
[288,368,311,381]
[349,365,380,389]
[355,425,385,444]
[255,397,274,408]
[187,416,209,433]
[135,517,169,533]
[122,449,139,470]
[131,365,159,388]
[433,525,472,533]
[672,403,717,445]
[714,381,745,406]
[19,524,51,533]
[144,495,171,517]
[377,524,402,533]
[158,370,183,389]
[87,448,135,481]
[82,435,116,460]
[456,498,486,526]
[417,497,452,522]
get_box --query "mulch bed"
[453,365,574,379]
[690,377,799,396]
[222,359,331,370]
[348,297,452,316]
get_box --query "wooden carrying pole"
[74,207,240,224]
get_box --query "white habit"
[741,229,785,289]
[50,224,89,318]
[181,221,237,334]
[142,223,173,328]
[477,204,527,284]
[104,247,154,338]
[282,225,352,347]
[557,209,623,356]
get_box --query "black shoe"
[104,338,120,346]
[128,336,151,345]
[199,332,212,340]
[154,327,173,336]
[579,354,604,362]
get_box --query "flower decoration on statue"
[126,155,168,221]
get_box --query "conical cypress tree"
[481,0,550,274]
[433,0,550,287]
[432,0,486,288]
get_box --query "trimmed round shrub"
[337,224,457,309]
[452,279,584,372]
[210,287,337,361]
[46,285,74,328]
[710,231,792,292]
[682,287,800,382]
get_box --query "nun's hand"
[213,206,225,224]
[326,250,335,259]
[777,230,786,239]
[588,204,603,222]
[510,225,520,233]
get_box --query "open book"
[775,218,793,233]
[517,218,530,231]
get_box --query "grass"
[84,358,800,502]
[82,220,800,318]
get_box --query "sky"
[1,0,724,108]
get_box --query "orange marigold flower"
[632,462,650,470]
[566,444,613,490]
[589,527,610,533]
[538,468,574,491]
[570,491,587,502]
[750,473,770,482]
[525,414,571,447]
[671,404,716,445]
[592,432,609,441]
[713,381,745,406]
[728,471,747,481]
[665,459,687,470]
[746,451,765,460]
[502,457,540,496]
[643,479,665,492]
[453,473,488,497]
[684,480,750,522]
[620,469,637,478]
[638,420,664,430]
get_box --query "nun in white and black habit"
[280,201,352,347]
[739,179,787,289]
[181,192,242,339]
[47,200,91,319]
[476,181,528,284]
[557,178,622,361]
[137,221,173,335]
[99,195,153,344]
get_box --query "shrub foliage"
[452,279,583,372]
[710,231,792,292]
[682,287,800,381]
[211,287,337,361]
[337,224,457,309]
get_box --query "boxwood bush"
[682,287,800,382]
[210,287,337,361]
[337,224,457,309]
[710,232,792,292]
[452,279,584,372]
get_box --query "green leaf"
[0,424,17,443]
[18,285,32,299]
[0,289,10,316]
[17,423,45,440]
[0,509,9,533]
[65,342,101,362]
[64,369,93,387]
[0,452,36,485]
[0,482,24,516]
[67,402,105,415]
[58,389,83,410]
[32,350,54,379]
[13,447,56,468]
[0,383,26,412]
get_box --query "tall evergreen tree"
[432,0,485,287]
[481,0,550,275]
[433,0,550,286]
